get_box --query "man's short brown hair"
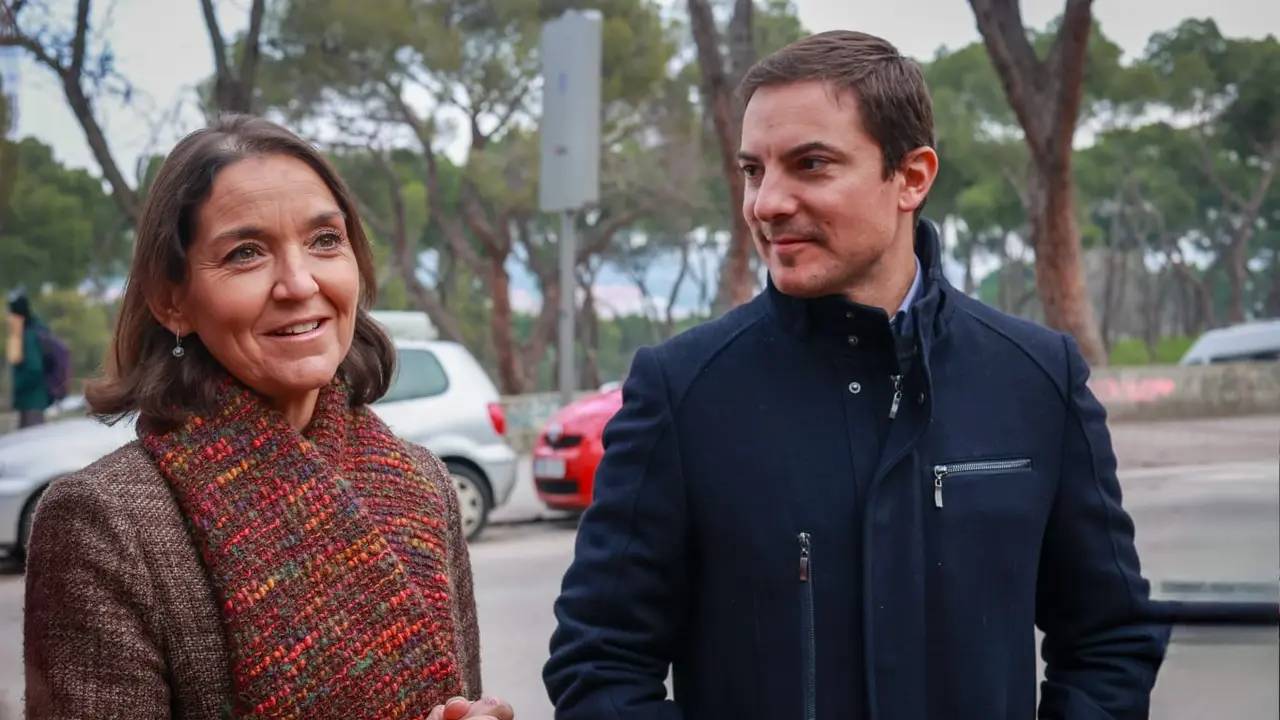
[739,30,935,181]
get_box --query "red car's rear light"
[486,402,507,436]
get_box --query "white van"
[1179,319,1280,365]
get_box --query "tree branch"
[69,0,90,78]
[199,0,230,80]
[967,0,1050,151]
[235,0,267,109]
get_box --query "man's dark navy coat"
[544,221,1170,720]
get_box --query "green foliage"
[1108,335,1196,366]
[0,137,127,291]
[30,289,114,380]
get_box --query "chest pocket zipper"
[798,532,816,720]
[932,458,1032,508]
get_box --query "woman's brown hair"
[86,114,396,431]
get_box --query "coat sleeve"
[1035,335,1171,720]
[543,346,686,720]
[24,475,170,720]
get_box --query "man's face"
[738,80,929,300]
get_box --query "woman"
[6,291,50,429]
[24,115,512,720]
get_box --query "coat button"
[846,335,859,347]
[848,381,862,394]
[918,392,926,404]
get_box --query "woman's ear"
[146,286,189,337]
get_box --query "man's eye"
[800,157,828,171]
[740,165,761,178]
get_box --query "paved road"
[0,416,1275,717]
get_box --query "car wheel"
[447,463,492,542]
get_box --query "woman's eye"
[313,232,344,250]
[226,245,260,263]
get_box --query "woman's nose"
[271,251,321,301]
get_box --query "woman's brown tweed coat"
[22,440,482,719]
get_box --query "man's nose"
[747,172,799,223]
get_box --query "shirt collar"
[891,254,923,327]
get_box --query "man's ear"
[146,285,189,337]
[897,146,939,215]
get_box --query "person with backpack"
[6,291,53,428]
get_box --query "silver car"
[0,339,517,558]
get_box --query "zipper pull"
[888,374,903,419]
[933,466,946,508]
[798,532,811,582]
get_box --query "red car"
[531,387,623,511]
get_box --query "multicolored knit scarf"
[140,377,463,719]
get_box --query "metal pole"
[558,209,578,406]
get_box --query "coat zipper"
[888,374,903,419]
[798,532,816,720]
[932,458,1032,508]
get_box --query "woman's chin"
[243,363,341,401]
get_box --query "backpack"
[33,326,72,403]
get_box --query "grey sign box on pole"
[538,10,603,213]
[540,9,604,404]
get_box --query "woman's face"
[164,154,360,413]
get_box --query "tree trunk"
[578,276,602,390]
[200,0,266,115]
[961,237,977,295]
[686,0,754,315]
[1223,236,1249,324]
[486,252,526,394]
[1026,169,1107,363]
[1266,252,1280,318]
[1101,249,1118,351]
[1141,270,1167,362]
[968,0,1108,366]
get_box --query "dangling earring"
[172,331,186,358]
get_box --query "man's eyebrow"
[737,141,848,164]
[781,141,846,160]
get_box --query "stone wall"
[1089,362,1280,423]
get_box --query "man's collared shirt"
[891,254,923,332]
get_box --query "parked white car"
[0,339,517,559]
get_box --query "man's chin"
[769,269,835,299]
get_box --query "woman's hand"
[428,695,515,720]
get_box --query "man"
[543,30,1169,720]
